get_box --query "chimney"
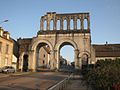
[3,31,10,39]
[0,27,4,37]
[105,41,108,45]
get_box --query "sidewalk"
[0,72,32,78]
[65,75,91,90]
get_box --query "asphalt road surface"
[0,72,68,90]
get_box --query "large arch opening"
[35,42,51,71]
[58,42,76,72]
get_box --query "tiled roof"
[93,44,120,57]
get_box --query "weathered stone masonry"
[18,12,93,72]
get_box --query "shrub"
[84,58,120,90]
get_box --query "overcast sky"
[0,0,120,62]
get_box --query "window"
[63,19,67,30]
[43,60,45,64]
[70,19,74,30]
[6,44,9,54]
[57,20,60,30]
[44,54,45,58]
[77,19,81,29]
[44,20,47,30]
[0,42,2,52]
[84,19,88,29]
[50,20,53,30]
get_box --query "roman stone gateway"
[18,12,93,72]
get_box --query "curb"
[10,72,33,76]
[0,72,33,78]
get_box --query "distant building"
[93,44,120,61]
[0,27,13,68]
[17,38,32,71]
[11,39,19,70]
[59,56,67,66]
[37,46,51,69]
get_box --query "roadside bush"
[84,58,120,90]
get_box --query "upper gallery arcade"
[39,12,90,31]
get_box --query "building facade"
[0,27,13,68]
[93,44,120,61]
[17,12,92,72]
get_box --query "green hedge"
[84,58,120,90]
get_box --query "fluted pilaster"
[67,17,70,30]
[60,18,63,30]
[53,19,57,30]
[47,20,50,30]
[87,17,90,30]
[40,19,44,31]
[74,17,77,30]
[81,18,84,30]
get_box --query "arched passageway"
[36,43,51,71]
[23,54,28,72]
[60,45,75,71]
[55,39,79,70]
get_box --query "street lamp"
[0,20,9,25]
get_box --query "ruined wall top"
[41,12,89,19]
[38,12,90,34]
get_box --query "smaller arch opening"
[81,54,89,69]
[77,19,81,30]
[70,19,74,30]
[57,20,60,30]
[63,19,67,30]
[50,20,54,30]
[84,19,88,30]
[23,54,28,72]
[44,20,47,31]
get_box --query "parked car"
[2,66,15,73]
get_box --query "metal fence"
[48,74,73,90]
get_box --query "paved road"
[0,72,68,90]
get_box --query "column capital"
[73,16,77,21]
[29,50,34,53]
[74,49,79,52]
